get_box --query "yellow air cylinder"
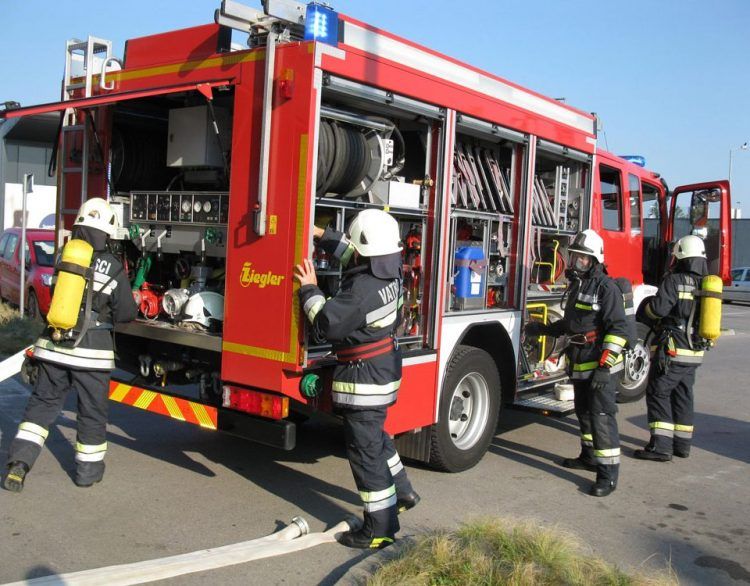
[698,275,723,341]
[47,239,94,335]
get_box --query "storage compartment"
[445,119,519,313]
[306,82,443,356]
[105,88,234,391]
[532,142,589,232]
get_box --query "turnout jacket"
[299,228,402,409]
[644,258,707,365]
[34,227,137,371]
[547,263,630,379]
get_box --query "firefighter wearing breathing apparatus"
[3,198,137,493]
[525,230,629,497]
[295,209,419,550]
[634,235,717,462]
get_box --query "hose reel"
[316,107,405,198]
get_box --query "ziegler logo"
[240,262,285,288]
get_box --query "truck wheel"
[429,345,500,472]
[617,322,652,403]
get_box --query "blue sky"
[2,1,749,211]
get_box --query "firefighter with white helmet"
[3,198,137,492]
[525,229,630,496]
[635,234,709,462]
[295,209,419,549]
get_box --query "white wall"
[3,183,56,230]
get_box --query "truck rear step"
[511,390,575,416]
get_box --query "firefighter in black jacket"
[525,230,630,497]
[635,235,708,461]
[3,198,137,492]
[295,209,419,549]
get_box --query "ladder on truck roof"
[58,36,114,228]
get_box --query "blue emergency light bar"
[304,3,339,46]
[620,155,646,168]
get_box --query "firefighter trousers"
[573,376,620,483]
[342,407,414,537]
[645,362,697,455]
[7,361,110,470]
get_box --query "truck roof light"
[304,3,339,46]
[620,155,646,167]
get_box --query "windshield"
[33,241,55,267]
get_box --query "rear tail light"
[222,386,289,420]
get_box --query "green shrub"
[368,519,676,586]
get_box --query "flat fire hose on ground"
[3,517,360,586]
[0,346,32,384]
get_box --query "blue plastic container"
[455,246,486,300]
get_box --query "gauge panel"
[130,192,229,225]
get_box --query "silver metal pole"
[255,25,279,236]
[19,173,33,316]
[729,148,733,186]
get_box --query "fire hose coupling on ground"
[4,516,362,586]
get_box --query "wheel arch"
[455,322,517,405]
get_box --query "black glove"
[524,321,548,337]
[590,366,611,391]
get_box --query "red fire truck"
[1,0,731,472]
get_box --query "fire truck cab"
[0,0,731,472]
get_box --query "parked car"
[724,267,750,303]
[0,228,55,319]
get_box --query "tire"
[27,290,42,322]
[429,345,500,472]
[617,321,652,403]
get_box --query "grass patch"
[368,519,676,586]
[0,303,44,356]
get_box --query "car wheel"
[617,322,652,403]
[27,290,42,322]
[429,345,500,472]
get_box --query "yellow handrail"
[526,302,549,360]
[533,239,560,284]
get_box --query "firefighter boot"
[338,511,397,550]
[75,462,105,487]
[561,453,597,472]
[673,439,690,459]
[590,464,618,497]
[397,490,421,514]
[633,447,672,462]
[3,461,29,493]
[338,528,395,550]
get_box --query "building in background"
[0,112,58,230]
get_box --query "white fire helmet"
[181,292,224,329]
[346,209,403,257]
[568,229,605,264]
[673,235,706,260]
[74,197,118,238]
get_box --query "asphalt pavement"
[1,304,749,585]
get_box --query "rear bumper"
[108,380,296,450]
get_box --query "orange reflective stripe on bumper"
[108,382,218,430]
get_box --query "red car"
[0,228,55,319]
